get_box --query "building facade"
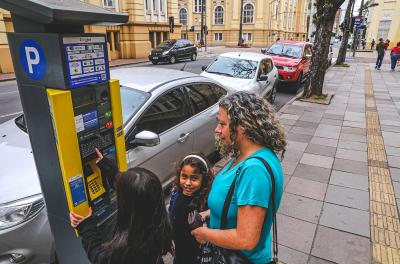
[365,0,400,49]
[0,0,182,73]
[178,0,309,48]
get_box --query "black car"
[148,39,197,64]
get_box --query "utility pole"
[352,0,364,56]
[200,0,205,46]
[238,0,244,46]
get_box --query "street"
[0,53,300,124]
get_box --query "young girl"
[168,153,214,264]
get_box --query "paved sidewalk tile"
[308,256,336,264]
[333,158,368,175]
[385,146,400,157]
[382,131,400,147]
[335,148,368,162]
[281,160,298,176]
[305,144,337,157]
[287,132,313,143]
[277,214,317,254]
[387,155,400,169]
[285,177,327,201]
[329,170,368,191]
[325,185,369,211]
[390,167,400,182]
[310,137,338,147]
[292,164,331,184]
[320,203,370,237]
[278,245,308,264]
[300,153,334,169]
[339,133,367,142]
[311,226,371,264]
[286,140,308,152]
[319,118,343,126]
[337,139,368,151]
[279,192,323,223]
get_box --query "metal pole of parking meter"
[0,1,128,263]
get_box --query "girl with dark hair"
[168,153,214,264]
[70,149,173,264]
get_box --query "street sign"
[19,39,46,80]
[354,17,363,26]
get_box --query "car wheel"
[191,53,197,61]
[294,72,303,93]
[169,55,176,64]
[268,82,277,104]
[151,60,158,65]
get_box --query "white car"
[201,52,278,103]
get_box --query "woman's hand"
[95,148,103,164]
[70,208,93,228]
[199,209,210,219]
[191,226,208,244]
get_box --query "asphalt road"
[0,55,299,124]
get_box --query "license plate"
[153,57,158,60]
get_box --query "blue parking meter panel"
[63,36,109,88]
[19,39,47,80]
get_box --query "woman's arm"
[192,205,266,251]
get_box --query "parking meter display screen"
[63,36,109,88]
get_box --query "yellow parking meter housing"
[47,79,127,219]
[0,0,128,262]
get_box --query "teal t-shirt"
[208,148,284,264]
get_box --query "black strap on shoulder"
[220,156,278,261]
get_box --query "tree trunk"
[308,0,345,97]
[337,0,355,64]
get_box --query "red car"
[262,40,312,92]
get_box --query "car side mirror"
[201,65,207,71]
[258,74,268,81]
[261,48,267,54]
[131,130,160,147]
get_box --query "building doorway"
[106,31,121,60]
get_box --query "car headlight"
[282,66,297,72]
[0,194,45,230]
[149,51,152,56]
[162,50,170,56]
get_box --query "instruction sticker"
[63,36,109,88]
[69,175,86,207]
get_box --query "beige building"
[0,0,181,73]
[0,0,309,74]
[366,0,400,49]
[177,0,309,47]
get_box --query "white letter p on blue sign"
[20,39,46,80]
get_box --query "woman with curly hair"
[70,149,173,264]
[168,153,214,264]
[191,92,286,264]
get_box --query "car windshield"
[205,56,258,79]
[267,44,302,58]
[157,40,176,48]
[120,87,149,123]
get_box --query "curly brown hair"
[173,153,214,211]
[217,91,287,158]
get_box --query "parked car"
[148,39,197,64]
[261,40,312,93]
[200,52,278,103]
[0,67,227,263]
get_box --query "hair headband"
[183,154,209,172]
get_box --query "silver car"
[201,52,278,103]
[0,67,227,263]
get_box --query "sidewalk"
[273,62,400,263]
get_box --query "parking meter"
[0,0,128,263]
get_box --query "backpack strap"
[168,188,180,223]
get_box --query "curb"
[0,76,16,82]
[277,89,303,116]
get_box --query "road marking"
[0,111,23,118]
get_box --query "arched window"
[243,3,254,24]
[179,8,188,25]
[214,6,224,24]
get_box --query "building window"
[214,33,223,41]
[145,0,150,10]
[196,33,201,41]
[181,33,187,39]
[214,6,224,25]
[103,0,114,8]
[194,0,203,13]
[242,33,252,41]
[243,3,254,24]
[180,8,188,25]
[377,20,391,40]
[153,0,158,11]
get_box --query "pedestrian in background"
[371,39,375,50]
[70,149,173,264]
[362,39,366,49]
[375,38,385,70]
[191,92,286,264]
[390,42,400,71]
[168,153,214,264]
[384,39,390,50]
